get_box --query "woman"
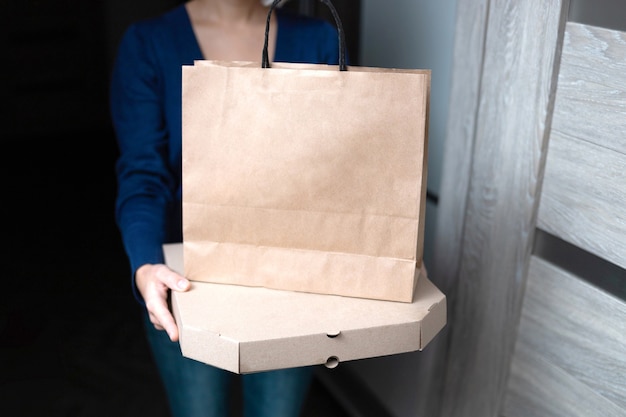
[109,0,342,416]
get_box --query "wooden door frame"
[413,1,571,416]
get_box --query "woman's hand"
[136,264,191,342]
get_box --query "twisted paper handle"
[261,0,348,71]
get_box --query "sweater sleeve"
[109,23,178,303]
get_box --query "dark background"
[1,1,359,416]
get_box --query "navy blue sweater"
[109,4,341,302]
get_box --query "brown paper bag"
[182,2,430,302]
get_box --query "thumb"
[156,265,191,292]
[175,277,191,291]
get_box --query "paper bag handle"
[262,0,348,71]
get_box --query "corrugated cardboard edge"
[165,243,446,374]
[419,286,447,349]
[171,294,241,373]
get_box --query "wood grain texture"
[415,0,491,415]
[538,130,626,269]
[503,256,626,417]
[436,1,570,416]
[432,5,626,417]
[538,22,626,269]
[551,22,626,155]
[433,0,490,292]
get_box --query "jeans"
[143,312,314,417]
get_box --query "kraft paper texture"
[182,61,430,302]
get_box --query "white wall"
[344,2,458,417]
[358,0,457,199]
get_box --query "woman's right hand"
[135,264,191,342]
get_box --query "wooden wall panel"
[505,22,626,417]
[550,23,626,155]
[434,3,626,417]
[538,131,626,269]
[503,256,626,417]
[538,23,626,269]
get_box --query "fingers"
[154,264,191,293]
[146,290,179,341]
[136,264,191,342]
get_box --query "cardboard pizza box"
[164,243,446,374]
